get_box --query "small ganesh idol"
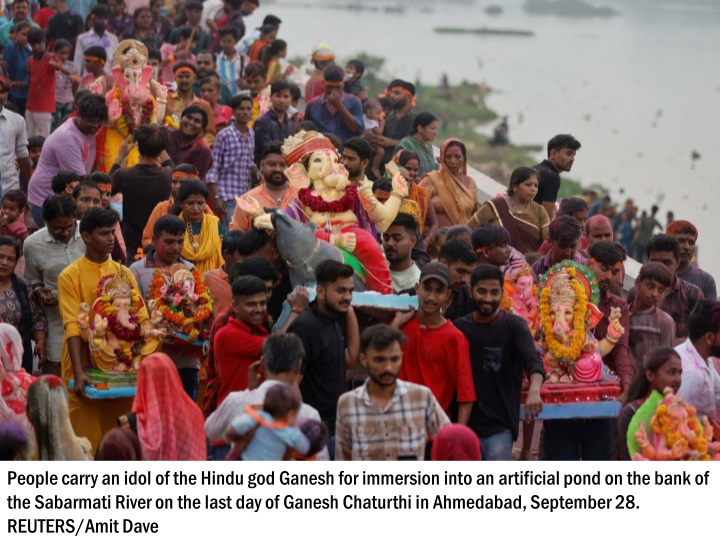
[500,262,540,337]
[147,264,214,345]
[630,388,720,461]
[77,268,166,372]
[537,261,624,384]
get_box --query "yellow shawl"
[422,139,476,225]
[179,212,223,275]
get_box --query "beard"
[264,172,286,187]
[370,371,398,387]
[475,300,500,317]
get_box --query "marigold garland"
[298,183,358,213]
[148,268,214,342]
[650,402,710,461]
[540,273,587,361]
[113,86,155,138]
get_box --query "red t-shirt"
[27,53,56,113]
[213,317,268,407]
[400,318,476,412]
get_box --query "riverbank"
[352,52,584,196]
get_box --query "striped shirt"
[217,52,248,95]
[206,122,255,200]
[335,379,450,461]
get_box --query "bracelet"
[390,192,404,201]
[214,195,221,200]
[606,336,618,344]
[156,99,167,104]
[291,307,304,315]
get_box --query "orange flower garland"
[149,269,214,342]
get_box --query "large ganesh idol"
[77,268,165,373]
[90,40,170,172]
[240,131,408,294]
[537,261,624,384]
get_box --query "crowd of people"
[0,0,718,462]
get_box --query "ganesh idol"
[239,131,409,294]
[631,388,720,461]
[500,261,540,337]
[77,268,166,372]
[537,261,624,383]
[90,40,171,172]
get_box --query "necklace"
[507,195,531,215]
[298,184,358,213]
[186,221,199,252]
[263,183,288,205]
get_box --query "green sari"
[393,136,439,177]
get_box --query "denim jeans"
[479,429,513,461]
[177,368,199,402]
[542,419,614,461]
[207,443,231,461]
[223,198,236,227]
[30,203,44,228]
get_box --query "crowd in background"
[0,0,718,462]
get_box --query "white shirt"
[73,30,119,77]
[236,28,260,55]
[0,107,29,193]
[391,262,421,294]
[204,379,328,459]
[676,339,720,420]
[23,226,85,363]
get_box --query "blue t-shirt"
[231,410,310,461]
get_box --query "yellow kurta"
[58,255,161,450]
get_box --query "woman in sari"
[468,166,550,254]
[419,139,479,228]
[26,375,92,460]
[176,179,224,274]
[393,150,438,242]
[393,112,440,177]
[0,324,35,431]
[142,165,214,249]
[127,353,207,460]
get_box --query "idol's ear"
[285,163,311,191]
[111,65,126,91]
[140,65,153,88]
[586,303,604,330]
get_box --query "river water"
[267,0,720,279]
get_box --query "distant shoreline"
[434,27,535,37]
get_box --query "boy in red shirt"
[26,28,71,138]
[213,275,269,408]
[391,262,476,423]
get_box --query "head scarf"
[26,375,92,461]
[0,324,35,431]
[132,353,207,461]
[309,42,335,62]
[95,428,144,461]
[431,424,481,461]
[423,139,475,225]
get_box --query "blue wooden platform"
[520,400,622,419]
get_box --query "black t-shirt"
[111,164,172,261]
[454,310,545,440]
[444,287,475,322]
[533,159,561,204]
[47,11,84,44]
[288,302,346,435]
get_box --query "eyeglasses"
[50,222,77,235]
